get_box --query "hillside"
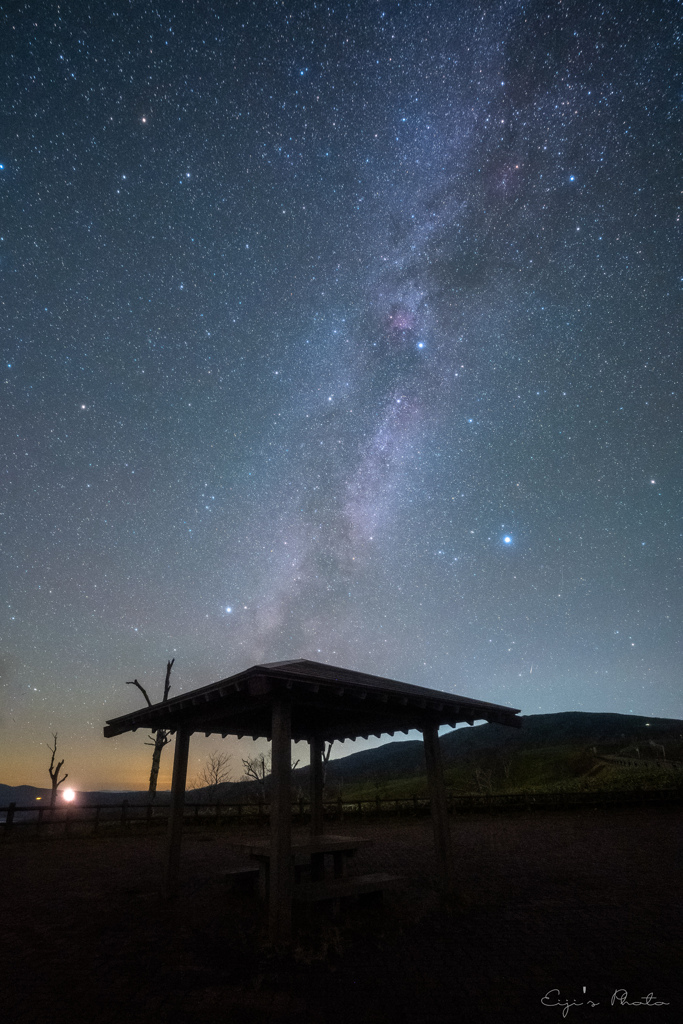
[3,712,681,806]
[299,711,683,799]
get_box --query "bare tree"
[191,750,233,804]
[242,751,269,792]
[473,765,493,794]
[126,658,174,799]
[241,748,300,801]
[321,740,333,789]
[47,733,68,808]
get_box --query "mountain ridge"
[2,711,681,804]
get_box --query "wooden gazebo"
[104,659,521,939]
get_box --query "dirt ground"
[2,805,681,1024]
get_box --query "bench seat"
[293,872,404,903]
[223,866,260,892]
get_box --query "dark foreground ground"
[2,805,681,1024]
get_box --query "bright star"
[503,536,512,545]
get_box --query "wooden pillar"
[309,735,324,836]
[269,694,292,942]
[423,721,455,895]
[164,726,191,898]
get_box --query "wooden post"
[309,735,324,836]
[423,722,455,895]
[164,727,191,898]
[269,694,292,942]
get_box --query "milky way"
[1,0,680,787]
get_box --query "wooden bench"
[293,872,404,910]
[223,866,260,893]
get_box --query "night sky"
[1,1,680,790]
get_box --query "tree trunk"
[148,731,168,798]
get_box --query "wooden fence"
[2,785,682,836]
[597,754,683,772]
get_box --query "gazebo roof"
[103,658,522,743]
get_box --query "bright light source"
[63,788,76,802]
[503,536,512,544]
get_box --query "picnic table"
[226,834,373,899]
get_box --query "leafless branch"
[144,730,171,748]
[47,733,68,784]
[242,752,268,785]
[125,679,152,707]
[242,749,300,786]
[47,733,68,807]
[162,658,174,702]
[322,741,333,787]
[191,750,233,803]
[123,659,176,797]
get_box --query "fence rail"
[2,785,682,835]
[597,755,683,772]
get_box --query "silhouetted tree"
[47,733,68,808]
[126,658,174,798]
[321,741,333,789]
[241,748,300,801]
[473,765,493,794]
[242,752,270,801]
[191,750,233,804]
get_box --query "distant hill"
[443,711,682,755]
[3,712,682,806]
[192,711,683,801]
[0,784,168,807]
[296,712,683,795]
[0,784,54,805]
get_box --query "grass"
[331,743,683,802]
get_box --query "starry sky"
[1,0,680,790]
